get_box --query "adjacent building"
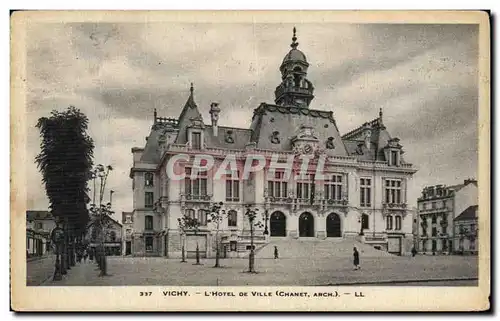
[122,211,134,255]
[86,215,123,256]
[454,205,478,254]
[128,28,418,258]
[416,179,478,254]
[26,210,56,258]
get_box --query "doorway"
[299,212,315,237]
[326,213,342,237]
[125,241,132,255]
[270,211,287,237]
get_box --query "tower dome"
[274,27,314,108]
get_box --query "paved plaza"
[41,254,478,287]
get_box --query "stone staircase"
[254,237,395,259]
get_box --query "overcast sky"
[25,22,479,218]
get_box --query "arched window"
[145,172,154,187]
[228,210,237,227]
[386,216,393,230]
[395,216,402,230]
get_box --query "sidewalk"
[44,260,103,286]
[26,254,56,286]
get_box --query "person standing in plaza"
[83,248,88,263]
[353,247,360,270]
[274,246,279,259]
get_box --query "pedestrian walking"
[411,246,417,257]
[274,246,279,259]
[353,247,360,270]
[83,249,88,263]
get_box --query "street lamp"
[263,210,269,235]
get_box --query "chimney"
[209,102,221,136]
[363,123,372,150]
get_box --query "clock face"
[304,144,313,154]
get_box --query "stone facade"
[416,179,477,254]
[128,29,418,258]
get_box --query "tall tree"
[35,106,94,269]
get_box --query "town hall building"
[128,28,418,258]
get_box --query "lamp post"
[263,210,269,236]
[177,218,187,263]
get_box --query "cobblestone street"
[42,254,478,287]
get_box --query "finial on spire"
[153,108,157,124]
[190,82,194,94]
[291,26,299,49]
[379,107,384,125]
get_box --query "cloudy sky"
[25,22,479,218]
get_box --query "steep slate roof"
[249,103,348,155]
[205,125,252,150]
[454,205,478,222]
[26,210,52,221]
[174,85,203,145]
[341,115,399,162]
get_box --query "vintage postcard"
[11,10,490,311]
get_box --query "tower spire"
[290,27,299,49]
[379,107,383,123]
[190,82,194,94]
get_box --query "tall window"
[431,202,436,209]
[109,231,117,242]
[145,215,153,230]
[385,179,402,204]
[432,227,437,237]
[197,209,208,226]
[225,170,240,202]
[191,132,201,149]
[296,173,314,199]
[360,178,371,207]
[185,168,208,199]
[324,174,343,201]
[395,215,402,230]
[228,210,237,227]
[186,209,195,219]
[432,214,437,224]
[386,216,393,230]
[268,171,288,198]
[145,192,154,208]
[145,172,154,187]
[145,236,153,252]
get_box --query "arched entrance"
[270,211,286,237]
[326,213,342,237]
[299,212,315,237]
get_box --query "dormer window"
[390,150,400,166]
[191,132,202,149]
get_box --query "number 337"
[140,292,152,296]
